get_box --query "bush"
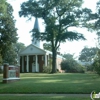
[61,60,85,73]
[76,65,86,73]
[43,59,52,73]
[92,50,100,75]
[43,66,52,73]
[0,66,3,74]
[93,60,100,75]
[86,65,94,71]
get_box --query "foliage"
[43,66,52,73]
[0,66,3,74]
[43,43,52,51]
[43,59,52,73]
[2,42,26,65]
[0,0,7,18]
[79,47,98,62]
[63,53,74,60]
[86,64,94,71]
[0,1,18,61]
[0,53,2,66]
[61,59,85,73]
[90,1,100,48]
[92,50,100,75]
[94,1,100,30]
[3,45,17,64]
[14,42,26,55]
[19,0,92,73]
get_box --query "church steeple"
[34,17,40,31]
[32,18,40,47]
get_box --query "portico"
[19,44,48,73]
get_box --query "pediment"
[19,44,46,55]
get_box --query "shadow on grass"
[0,73,100,94]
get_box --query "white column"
[48,55,49,66]
[45,54,47,66]
[35,55,38,72]
[26,55,29,72]
[22,56,24,72]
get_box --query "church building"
[19,18,64,73]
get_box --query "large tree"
[90,1,100,75]
[3,42,26,65]
[14,42,26,56]
[0,0,7,64]
[63,53,74,60]
[0,0,7,17]
[43,43,52,51]
[0,1,18,63]
[79,47,98,62]
[93,50,100,75]
[19,0,92,73]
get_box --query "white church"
[19,18,64,73]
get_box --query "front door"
[32,63,36,72]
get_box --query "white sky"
[7,0,98,57]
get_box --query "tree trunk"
[51,47,57,73]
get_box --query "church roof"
[19,44,46,55]
[19,44,65,59]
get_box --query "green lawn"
[0,73,100,94]
[0,96,90,100]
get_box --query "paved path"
[0,94,90,97]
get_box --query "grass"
[0,96,90,100]
[0,73,100,94]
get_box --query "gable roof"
[19,44,65,59]
[19,44,46,55]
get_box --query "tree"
[0,1,18,62]
[14,42,26,56]
[87,1,100,74]
[19,0,92,73]
[92,1,100,48]
[63,53,74,60]
[0,0,7,17]
[61,59,85,73]
[0,0,7,63]
[43,43,52,51]
[79,47,98,62]
[3,42,26,64]
[0,53,2,66]
[3,45,17,64]
[93,50,100,75]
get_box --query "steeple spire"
[32,18,40,48]
[34,17,40,31]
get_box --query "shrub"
[0,66,3,74]
[93,60,100,75]
[86,65,94,71]
[43,59,52,73]
[61,60,85,73]
[43,65,52,73]
[92,50,100,75]
[76,65,86,73]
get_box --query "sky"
[7,0,98,57]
